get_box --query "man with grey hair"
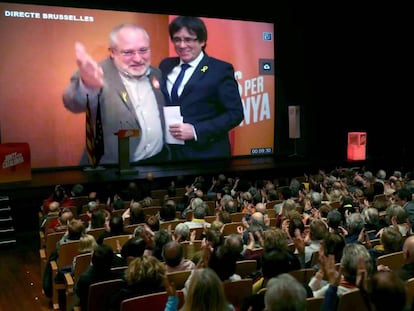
[183,203,210,229]
[361,207,381,239]
[345,212,365,244]
[242,211,265,245]
[264,273,307,311]
[173,223,190,242]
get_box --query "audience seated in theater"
[275,198,297,228]
[254,202,270,228]
[162,240,195,272]
[394,188,414,229]
[207,173,228,198]
[72,233,98,273]
[182,194,202,218]
[69,183,84,198]
[110,193,125,211]
[326,209,343,234]
[96,213,130,245]
[217,210,232,224]
[87,208,110,232]
[240,191,255,215]
[251,228,302,293]
[309,242,374,298]
[173,223,190,243]
[304,218,328,267]
[284,210,306,244]
[164,267,235,311]
[223,233,245,261]
[223,195,238,214]
[368,270,407,311]
[361,206,383,239]
[241,211,266,245]
[273,186,293,215]
[120,236,147,265]
[146,214,160,232]
[73,244,124,311]
[264,273,307,311]
[45,207,74,235]
[210,219,224,233]
[42,184,76,214]
[84,201,98,227]
[205,235,241,282]
[42,218,85,298]
[151,228,172,261]
[367,226,403,266]
[160,199,178,222]
[122,201,145,224]
[338,195,357,222]
[242,249,311,311]
[321,253,407,311]
[383,204,412,237]
[396,235,414,282]
[183,203,211,230]
[40,201,60,232]
[344,212,365,244]
[322,231,346,265]
[109,255,166,311]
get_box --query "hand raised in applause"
[74,42,104,89]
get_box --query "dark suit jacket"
[63,58,167,165]
[159,54,244,161]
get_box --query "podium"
[114,129,140,175]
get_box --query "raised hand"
[74,42,104,89]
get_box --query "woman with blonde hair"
[164,267,235,311]
[72,233,97,273]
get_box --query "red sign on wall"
[0,143,31,183]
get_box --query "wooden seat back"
[306,296,324,311]
[166,270,192,290]
[88,279,124,311]
[64,252,92,308]
[102,234,131,253]
[120,290,185,311]
[288,268,315,285]
[229,212,244,222]
[223,278,253,310]
[235,259,258,279]
[222,222,242,236]
[376,250,405,270]
[159,219,186,230]
[337,288,370,311]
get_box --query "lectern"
[114,129,140,175]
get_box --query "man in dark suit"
[159,16,244,162]
[63,23,168,166]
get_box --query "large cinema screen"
[0,2,275,169]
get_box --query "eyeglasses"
[172,37,198,45]
[114,48,150,57]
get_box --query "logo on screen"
[259,59,274,75]
[263,32,272,41]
